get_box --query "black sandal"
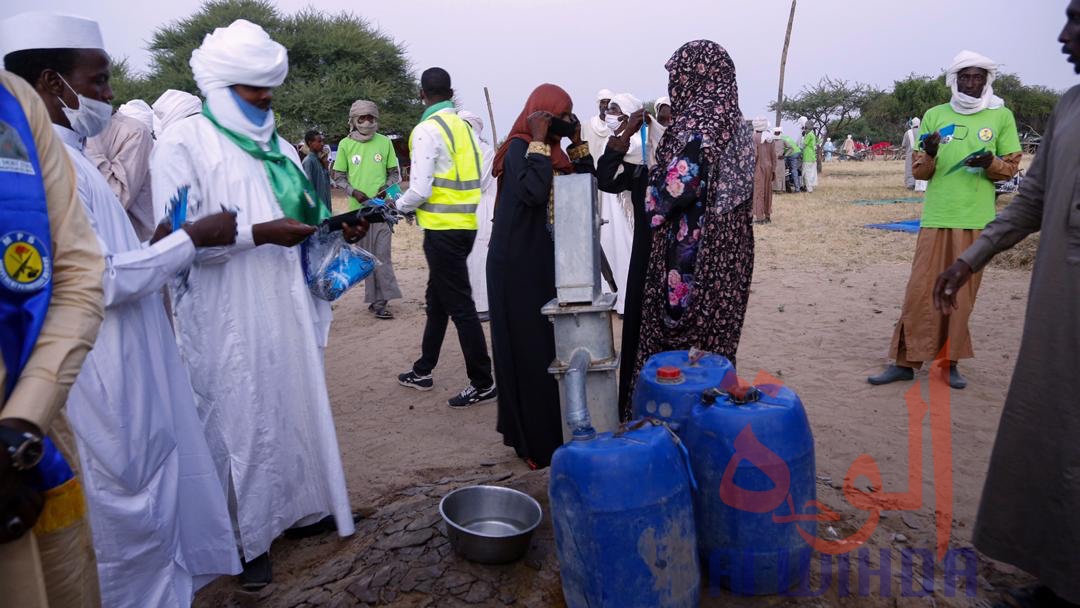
[283,512,365,540]
[239,552,272,590]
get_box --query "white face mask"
[605,115,624,132]
[57,75,112,139]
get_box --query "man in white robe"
[902,117,928,192]
[579,88,623,298]
[85,99,155,241]
[150,19,355,589]
[458,110,495,317]
[152,89,202,138]
[600,93,650,315]
[581,88,614,159]
[1,12,242,607]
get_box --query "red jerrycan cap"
[656,366,685,384]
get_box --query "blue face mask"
[229,88,270,126]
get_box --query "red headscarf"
[492,83,574,177]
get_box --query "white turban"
[655,96,671,110]
[457,110,484,135]
[797,116,808,127]
[115,99,154,133]
[946,50,1004,115]
[752,118,772,143]
[189,19,288,95]
[910,117,921,128]
[610,93,643,115]
[152,89,202,135]
[597,88,615,102]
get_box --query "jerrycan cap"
[656,366,685,384]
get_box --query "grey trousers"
[360,223,402,305]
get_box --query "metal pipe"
[563,348,595,440]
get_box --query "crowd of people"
[0,5,1078,608]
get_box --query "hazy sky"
[3,0,1075,137]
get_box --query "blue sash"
[0,85,81,521]
[0,84,53,398]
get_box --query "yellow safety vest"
[409,112,483,230]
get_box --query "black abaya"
[596,149,651,419]
[488,138,593,468]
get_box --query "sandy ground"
[196,160,1037,607]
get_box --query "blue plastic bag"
[301,226,380,301]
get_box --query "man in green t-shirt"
[869,50,1021,390]
[800,118,818,193]
[332,100,402,319]
[782,134,802,192]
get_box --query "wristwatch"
[0,425,44,471]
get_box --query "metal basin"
[439,485,542,564]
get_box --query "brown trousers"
[890,228,984,368]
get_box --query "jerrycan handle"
[617,419,698,492]
[661,423,699,492]
[702,385,762,407]
[687,346,707,366]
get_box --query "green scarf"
[420,100,456,122]
[202,103,329,226]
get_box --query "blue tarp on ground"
[865,218,921,233]
[852,197,924,205]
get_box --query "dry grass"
[755,159,1037,271]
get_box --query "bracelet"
[567,142,590,162]
[528,142,551,156]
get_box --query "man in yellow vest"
[395,68,495,408]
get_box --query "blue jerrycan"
[631,350,736,433]
[550,419,701,607]
[682,384,816,596]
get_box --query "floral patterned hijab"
[654,40,756,214]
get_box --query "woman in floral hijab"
[631,40,757,407]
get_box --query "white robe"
[150,115,354,562]
[466,137,496,313]
[582,115,628,310]
[55,126,240,608]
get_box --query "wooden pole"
[775,0,798,127]
[484,87,499,145]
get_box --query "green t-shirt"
[333,134,399,210]
[801,131,817,163]
[782,136,799,157]
[918,104,1021,229]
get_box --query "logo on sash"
[978,128,994,142]
[0,119,35,176]
[1,232,51,292]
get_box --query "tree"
[109,59,159,106]
[771,76,877,137]
[112,0,423,142]
[993,74,1059,137]
[818,72,1060,145]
